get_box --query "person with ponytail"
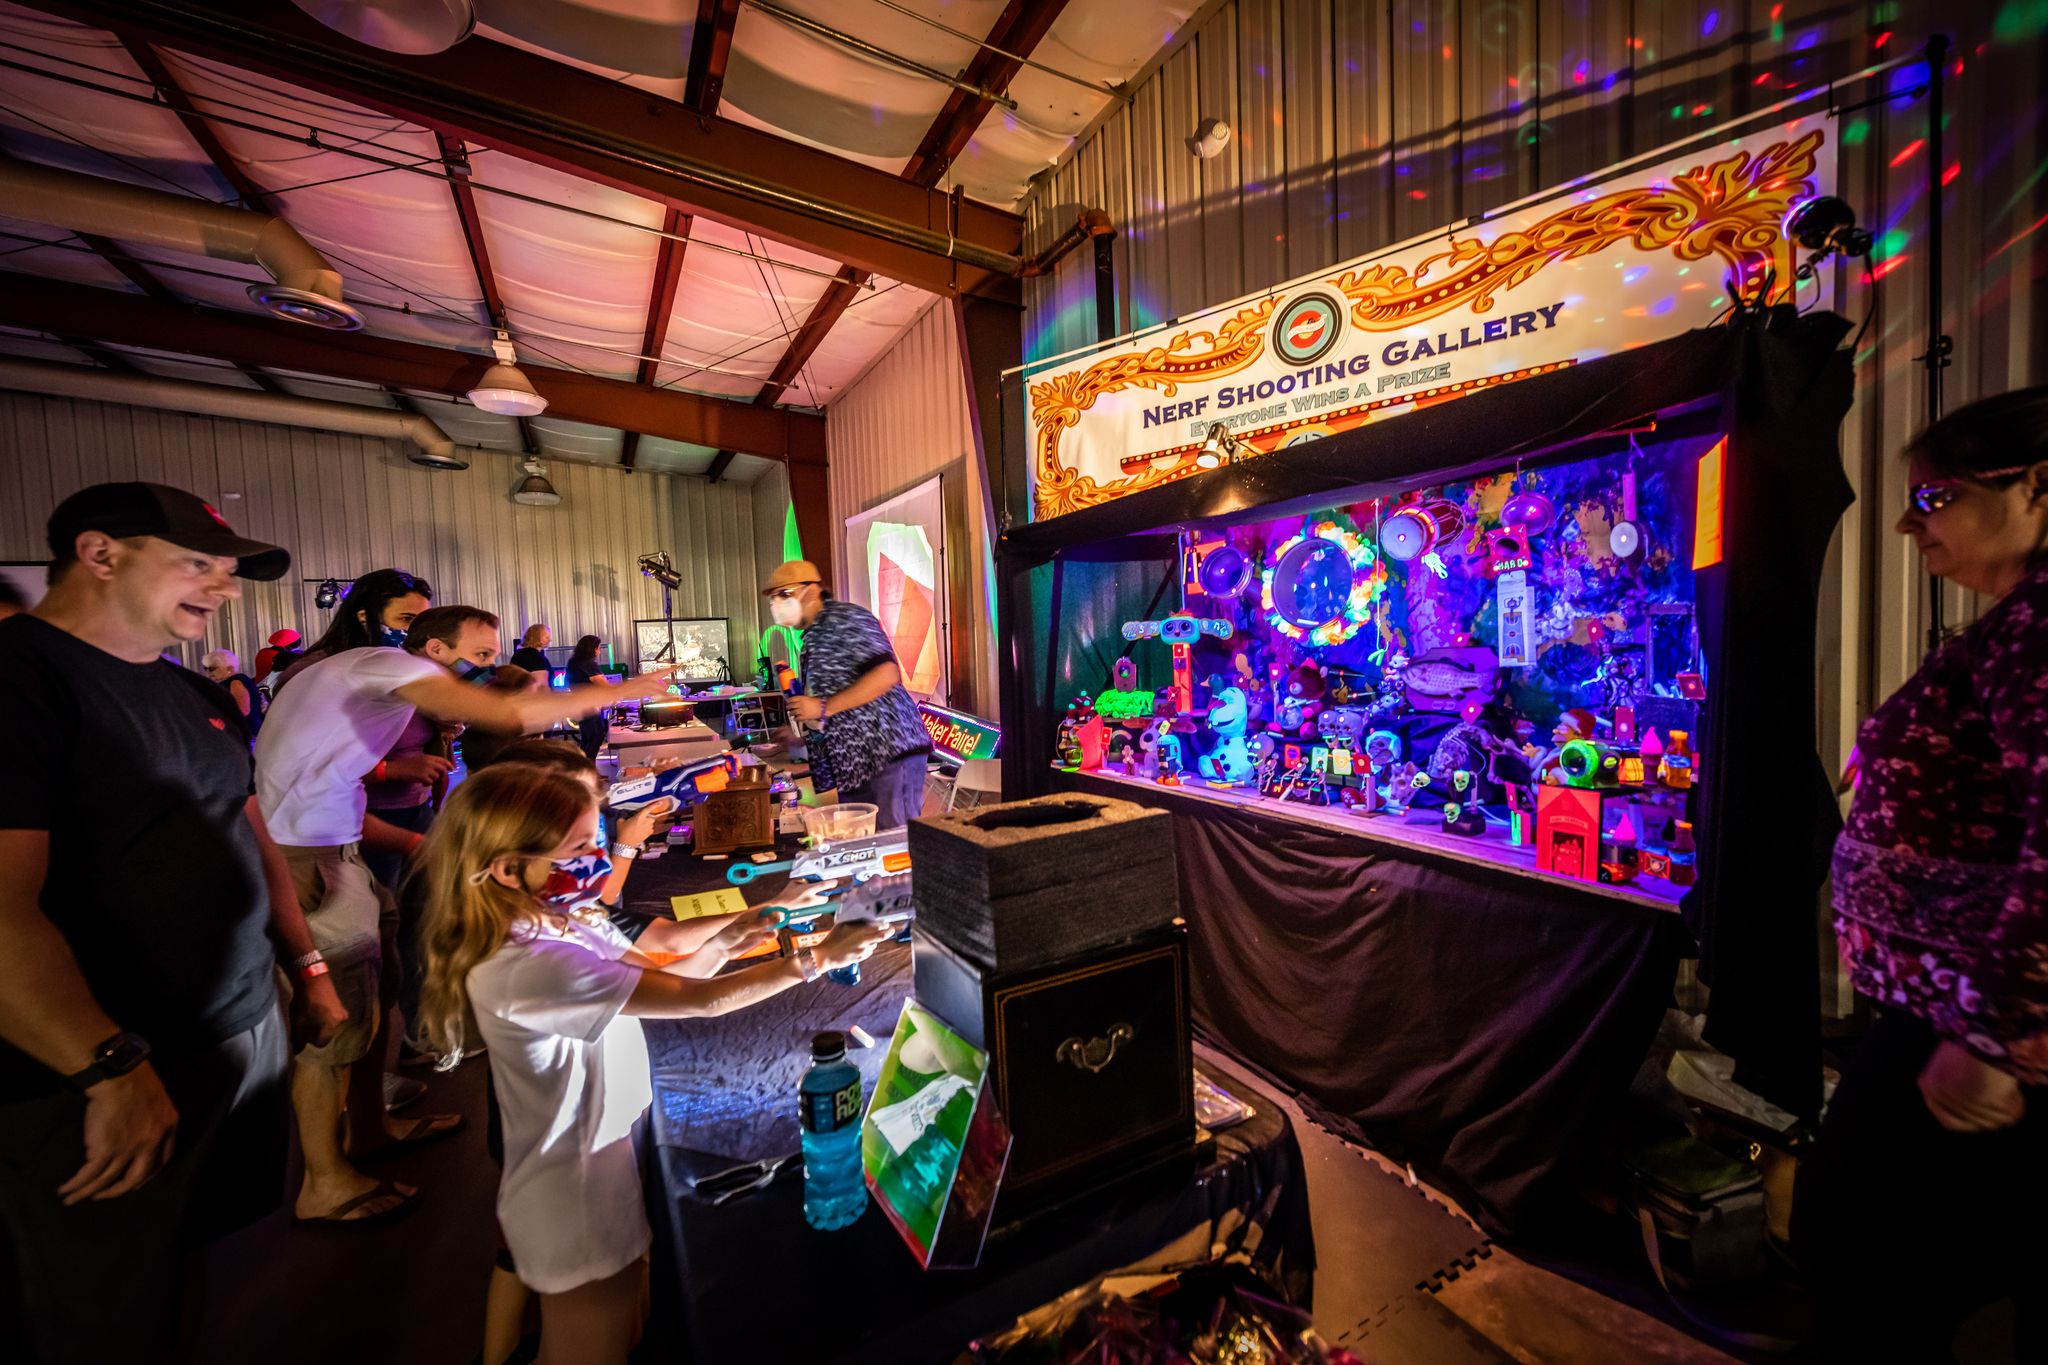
[415,765,887,1365]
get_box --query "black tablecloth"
[1060,771,1685,1239]
[626,849,1313,1364]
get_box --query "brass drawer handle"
[1056,1024,1134,1074]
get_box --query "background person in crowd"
[1800,386,2048,1362]
[256,607,675,1227]
[273,569,432,694]
[0,482,344,1365]
[567,634,612,762]
[510,624,551,673]
[457,667,553,773]
[763,560,931,830]
[251,627,301,685]
[200,648,264,738]
[415,764,884,1365]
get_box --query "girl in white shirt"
[413,765,888,1365]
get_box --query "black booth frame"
[995,312,1855,1232]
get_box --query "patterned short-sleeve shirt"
[1833,562,2048,1083]
[800,599,930,793]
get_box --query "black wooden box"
[912,921,1194,1200]
[908,794,1178,971]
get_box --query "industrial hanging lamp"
[511,458,561,507]
[467,332,548,417]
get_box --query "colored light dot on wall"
[1841,118,1869,145]
[1408,189,1428,200]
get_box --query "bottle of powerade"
[799,1031,867,1230]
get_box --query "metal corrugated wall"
[0,391,761,672]
[826,298,1001,714]
[1020,0,2048,774]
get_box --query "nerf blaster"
[604,752,738,811]
[726,826,911,890]
[831,872,915,926]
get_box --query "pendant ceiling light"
[290,0,475,55]
[467,332,548,417]
[512,459,561,508]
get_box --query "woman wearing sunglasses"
[1801,386,2048,1360]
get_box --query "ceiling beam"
[59,335,143,374]
[30,0,1022,297]
[433,133,506,326]
[899,0,1075,188]
[704,449,737,483]
[721,0,1057,442]
[0,275,827,462]
[622,206,694,471]
[75,233,288,392]
[684,0,741,113]
[117,35,280,214]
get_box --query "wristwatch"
[64,1031,151,1093]
[609,842,642,861]
[794,947,821,983]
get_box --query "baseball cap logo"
[202,502,231,528]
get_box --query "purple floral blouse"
[1833,564,2048,1084]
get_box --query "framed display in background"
[634,618,730,680]
[843,474,948,702]
[0,562,49,611]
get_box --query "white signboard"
[1026,120,1834,521]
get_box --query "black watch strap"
[63,1031,151,1093]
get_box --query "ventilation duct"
[0,156,362,330]
[0,357,490,470]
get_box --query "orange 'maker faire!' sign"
[1026,120,1834,520]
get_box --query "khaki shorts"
[282,843,398,1067]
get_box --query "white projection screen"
[842,474,947,702]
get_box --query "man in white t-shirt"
[255,605,673,1225]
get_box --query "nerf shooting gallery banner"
[1027,118,1835,521]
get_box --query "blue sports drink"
[799,1031,867,1229]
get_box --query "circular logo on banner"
[1272,291,1344,366]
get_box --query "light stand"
[637,551,683,668]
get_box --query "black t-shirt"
[568,659,603,685]
[0,616,280,1100]
[509,646,550,673]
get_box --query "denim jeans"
[842,754,930,831]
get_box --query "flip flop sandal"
[292,1180,420,1229]
[354,1111,466,1165]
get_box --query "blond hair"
[521,623,550,648]
[412,764,596,1065]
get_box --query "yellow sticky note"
[670,888,750,921]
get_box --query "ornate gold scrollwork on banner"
[1029,298,1275,518]
[1334,130,1822,331]
[1027,131,1824,520]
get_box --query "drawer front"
[990,940,1192,1185]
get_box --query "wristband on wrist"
[407,832,427,855]
[794,947,821,983]
[289,949,326,971]
[299,961,332,980]
[610,842,642,861]
[374,759,389,782]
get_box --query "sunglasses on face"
[1907,466,2028,516]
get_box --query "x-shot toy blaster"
[604,752,739,811]
[725,827,911,894]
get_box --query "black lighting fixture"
[1195,422,1244,470]
[1786,195,1874,279]
[637,551,682,665]
[313,578,342,610]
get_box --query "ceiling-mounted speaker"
[408,448,469,471]
[290,0,476,55]
[246,283,362,331]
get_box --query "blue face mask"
[455,660,492,684]
[538,852,614,910]
[378,623,408,647]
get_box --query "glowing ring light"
[1261,520,1380,647]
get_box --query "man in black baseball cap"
[47,481,291,583]
[0,483,340,1364]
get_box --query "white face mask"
[770,596,803,628]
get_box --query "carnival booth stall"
[997,123,1858,1236]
